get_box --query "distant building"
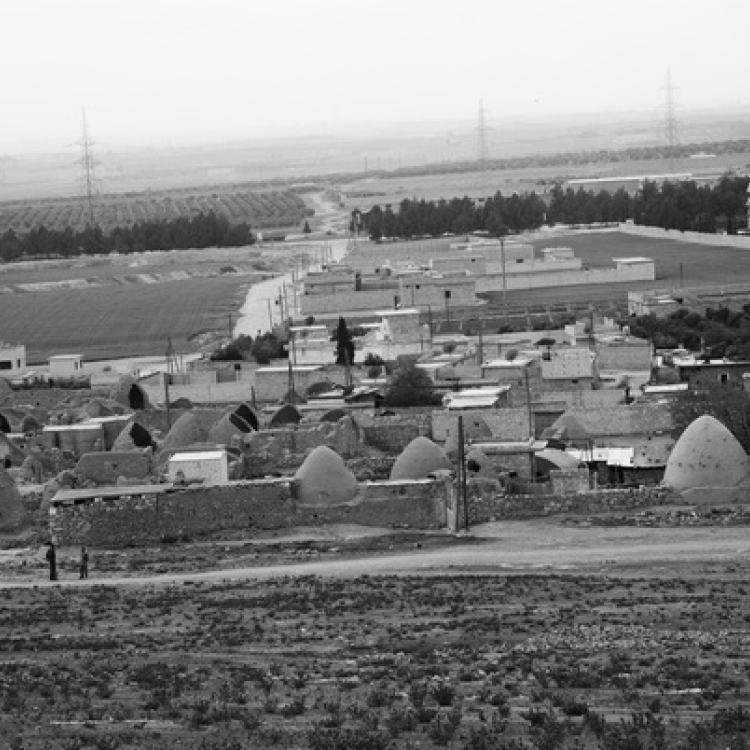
[48,354,83,379]
[676,360,750,390]
[0,343,26,380]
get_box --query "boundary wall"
[49,477,451,547]
[618,222,750,249]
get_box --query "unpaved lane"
[4,522,750,589]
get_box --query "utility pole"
[500,237,507,312]
[163,372,171,431]
[458,415,469,531]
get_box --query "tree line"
[357,174,750,238]
[629,305,750,360]
[0,211,255,262]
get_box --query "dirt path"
[5,521,750,589]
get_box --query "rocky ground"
[1,521,750,748]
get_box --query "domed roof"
[664,415,750,493]
[269,404,302,428]
[207,412,252,444]
[160,412,214,453]
[465,446,495,479]
[0,468,23,531]
[109,375,150,410]
[293,446,357,506]
[111,421,154,451]
[390,436,452,481]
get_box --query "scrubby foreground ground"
[2,560,750,748]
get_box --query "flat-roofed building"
[0,343,26,380]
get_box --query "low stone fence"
[466,481,678,525]
[49,476,450,547]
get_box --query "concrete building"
[676,359,750,390]
[300,266,478,316]
[0,343,26,380]
[595,335,653,371]
[540,347,597,388]
[168,449,229,485]
[48,354,83,379]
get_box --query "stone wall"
[465,482,677,524]
[75,451,152,485]
[432,408,531,442]
[50,476,450,546]
[140,381,256,407]
[355,412,433,453]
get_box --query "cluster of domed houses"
[0,369,748,540]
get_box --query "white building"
[168,449,229,485]
[48,354,83,378]
[0,343,26,379]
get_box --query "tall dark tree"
[383,361,441,407]
[334,317,355,366]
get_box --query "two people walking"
[45,543,88,581]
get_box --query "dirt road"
[5,520,749,589]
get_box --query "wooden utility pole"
[163,372,171,431]
[458,415,469,531]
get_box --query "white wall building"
[0,343,26,379]
[49,354,83,378]
[168,449,229,485]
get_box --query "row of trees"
[359,192,548,238]
[0,212,255,262]
[377,139,750,180]
[358,175,750,239]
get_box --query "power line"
[477,99,488,165]
[77,108,99,226]
[662,68,679,171]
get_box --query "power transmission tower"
[477,99,489,165]
[78,108,99,226]
[662,68,679,172]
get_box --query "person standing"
[45,542,57,581]
[79,546,89,579]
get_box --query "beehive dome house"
[663,415,750,502]
[390,437,452,481]
[293,446,358,506]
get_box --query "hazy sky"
[2,0,749,151]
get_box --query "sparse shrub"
[430,679,456,706]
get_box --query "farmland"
[0,188,312,235]
[0,244,308,362]
[2,522,750,748]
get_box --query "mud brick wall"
[346,457,395,481]
[75,451,152,485]
[51,477,450,546]
[466,483,678,524]
[355,412,432,453]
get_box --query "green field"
[0,275,251,363]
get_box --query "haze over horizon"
[2,0,750,154]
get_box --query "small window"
[0,361,11,370]
[719,372,728,384]
[16,359,21,368]
[444,290,452,299]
